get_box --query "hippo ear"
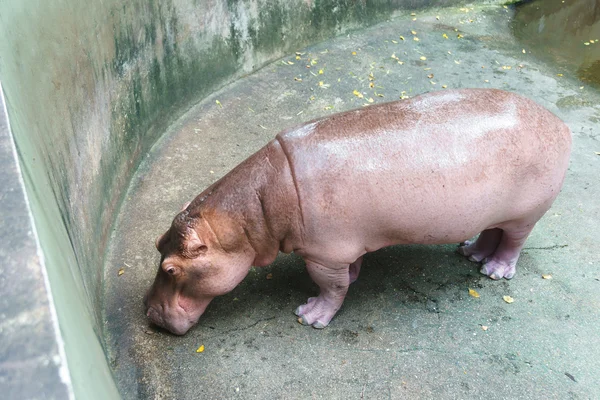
[180,201,191,212]
[184,228,208,257]
[155,230,170,252]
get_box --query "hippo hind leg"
[457,228,502,262]
[479,220,536,280]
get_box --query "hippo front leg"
[295,260,350,329]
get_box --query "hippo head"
[144,204,255,335]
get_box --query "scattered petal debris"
[468,288,480,298]
[413,37,420,42]
[481,325,489,331]
[215,100,222,108]
[522,49,526,54]
[595,152,600,155]
[353,90,364,98]
[411,30,417,35]
[427,74,434,79]
[457,34,464,39]
[196,345,205,353]
[420,56,427,61]
[557,73,563,77]
[542,274,553,280]
[399,36,405,41]
[442,33,448,39]
[502,65,512,70]
[118,268,125,276]
[352,51,357,56]
[266,273,273,280]
[442,85,447,89]
[503,295,515,304]
[294,77,303,82]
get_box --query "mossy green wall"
[0,0,504,397]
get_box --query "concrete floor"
[104,4,600,399]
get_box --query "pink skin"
[144,89,571,334]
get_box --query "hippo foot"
[457,228,503,262]
[294,295,340,329]
[457,240,488,262]
[480,259,516,280]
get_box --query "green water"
[512,0,600,86]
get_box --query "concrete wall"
[0,0,504,398]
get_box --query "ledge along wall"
[0,0,504,398]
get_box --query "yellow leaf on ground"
[542,274,553,280]
[118,268,124,276]
[442,33,448,39]
[411,30,417,35]
[399,36,405,41]
[215,100,222,108]
[442,85,447,89]
[319,69,324,74]
[503,295,515,304]
[353,90,364,98]
[352,51,357,56]
[468,288,480,298]
[196,345,205,353]
[420,56,427,61]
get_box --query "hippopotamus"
[144,88,571,335]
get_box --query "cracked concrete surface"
[104,4,600,399]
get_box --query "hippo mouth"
[144,294,211,335]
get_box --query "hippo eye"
[163,264,179,276]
